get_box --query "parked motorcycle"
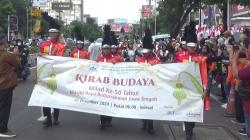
[15,39,31,80]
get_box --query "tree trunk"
[170,7,193,38]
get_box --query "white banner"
[29,56,204,122]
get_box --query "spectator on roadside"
[0,27,20,138]
[231,37,250,139]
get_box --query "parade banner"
[28,56,204,122]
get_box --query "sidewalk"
[208,84,247,140]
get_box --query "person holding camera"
[0,28,20,138]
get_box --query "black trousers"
[235,91,245,123]
[43,107,59,120]
[0,87,14,133]
[184,122,195,132]
[142,119,154,130]
[100,115,112,125]
[220,81,227,100]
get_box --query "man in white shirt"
[88,42,101,61]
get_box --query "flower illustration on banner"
[173,72,203,106]
[46,70,57,94]
[173,81,187,105]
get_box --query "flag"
[207,6,212,26]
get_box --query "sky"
[84,0,148,24]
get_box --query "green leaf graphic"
[183,72,203,96]
[37,63,49,80]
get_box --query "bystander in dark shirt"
[237,65,250,114]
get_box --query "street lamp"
[153,0,158,35]
[26,0,29,39]
[227,0,231,30]
[146,0,158,34]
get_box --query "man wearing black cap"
[0,28,20,138]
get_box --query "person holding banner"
[136,48,160,135]
[38,28,66,127]
[175,42,209,140]
[70,40,89,59]
[97,44,123,130]
[174,22,209,140]
[39,29,66,56]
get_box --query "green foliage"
[0,0,16,32]
[157,0,199,38]
[63,18,102,41]
[29,45,39,53]
[11,0,27,36]
[40,19,50,35]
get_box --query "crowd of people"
[0,21,250,140]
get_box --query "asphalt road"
[6,71,247,140]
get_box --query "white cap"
[102,44,110,49]
[187,42,197,48]
[76,40,84,44]
[181,41,186,45]
[49,29,59,33]
[138,48,151,54]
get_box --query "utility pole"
[26,7,29,39]
[74,4,76,20]
[148,0,152,29]
[80,0,84,22]
[154,0,157,35]
[26,0,29,39]
[227,0,231,31]
[199,0,202,27]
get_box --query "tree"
[11,0,27,37]
[65,18,102,41]
[157,0,200,38]
[42,12,64,33]
[39,19,50,36]
[0,0,16,32]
